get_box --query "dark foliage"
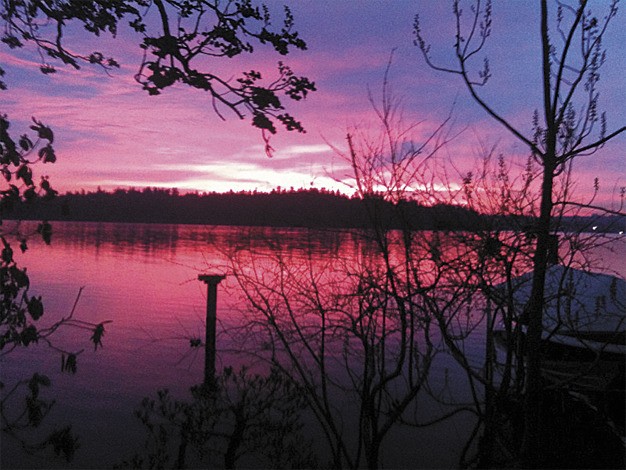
[0,110,104,466]
[0,114,58,352]
[1,0,313,462]
[10,186,623,233]
[119,366,316,469]
[0,0,315,150]
[6,186,493,230]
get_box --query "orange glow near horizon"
[1,3,624,210]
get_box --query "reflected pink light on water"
[2,221,624,467]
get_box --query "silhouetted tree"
[1,0,314,464]
[415,1,626,465]
[0,65,114,460]
[222,69,484,469]
[0,0,315,152]
[226,236,452,469]
[226,59,625,468]
[8,186,495,230]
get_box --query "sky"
[1,1,625,209]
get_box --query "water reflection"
[5,222,432,468]
[42,221,356,259]
[1,222,624,468]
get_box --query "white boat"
[494,265,625,432]
[499,264,625,359]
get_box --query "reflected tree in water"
[119,366,316,469]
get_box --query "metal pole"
[198,274,225,385]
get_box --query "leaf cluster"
[1,372,80,462]
[1,115,57,212]
[1,110,108,359]
[0,0,316,147]
[1,112,59,353]
[1,0,143,72]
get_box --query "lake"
[1,221,623,468]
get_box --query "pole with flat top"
[198,274,226,385]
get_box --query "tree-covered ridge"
[4,186,479,229]
[5,186,622,233]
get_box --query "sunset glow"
[2,2,624,207]
[3,4,626,468]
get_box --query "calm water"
[1,221,623,468]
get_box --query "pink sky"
[2,1,624,209]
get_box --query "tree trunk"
[225,403,246,469]
[478,301,495,468]
[520,3,557,465]
[365,435,380,470]
[520,155,556,468]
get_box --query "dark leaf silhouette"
[62,354,77,374]
[27,296,44,321]
[91,324,106,350]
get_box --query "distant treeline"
[3,187,624,232]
